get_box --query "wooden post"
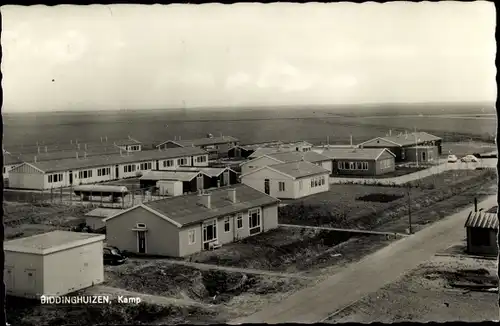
[122,193,124,208]
[408,185,412,234]
[60,185,63,203]
[132,191,135,206]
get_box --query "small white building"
[7,147,209,190]
[240,160,330,199]
[113,137,143,152]
[4,231,105,298]
[85,208,123,230]
[3,152,24,180]
[240,151,333,175]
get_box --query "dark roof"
[114,138,142,146]
[140,170,200,182]
[269,161,329,179]
[18,146,123,163]
[360,132,442,147]
[22,147,207,173]
[266,151,331,163]
[158,136,239,148]
[143,184,279,227]
[321,148,394,160]
[465,211,499,230]
[4,153,24,165]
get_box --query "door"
[69,171,73,185]
[196,175,204,190]
[223,171,230,186]
[422,151,426,161]
[24,269,37,295]
[235,148,241,158]
[203,221,217,250]
[115,165,119,179]
[4,266,14,293]
[264,179,270,195]
[137,231,146,253]
[156,160,159,170]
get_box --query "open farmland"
[279,169,496,231]
[4,105,495,149]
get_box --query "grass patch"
[357,193,404,203]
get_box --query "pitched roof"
[158,166,233,177]
[23,147,207,173]
[114,138,142,146]
[139,184,279,227]
[321,148,395,160]
[360,132,442,147]
[4,230,105,255]
[266,151,331,163]
[465,211,499,230]
[140,170,200,182]
[158,136,239,148]
[269,161,329,179]
[4,153,24,165]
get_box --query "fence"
[3,184,173,209]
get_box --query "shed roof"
[266,151,331,163]
[140,170,200,182]
[107,184,279,227]
[4,230,105,255]
[85,208,124,218]
[270,161,329,179]
[158,166,234,177]
[321,148,395,160]
[20,147,207,173]
[360,132,442,147]
[158,136,239,148]
[465,211,499,230]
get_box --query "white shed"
[4,231,105,298]
[85,208,123,230]
[156,180,183,196]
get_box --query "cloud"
[256,61,315,92]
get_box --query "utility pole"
[414,127,419,168]
[408,184,413,234]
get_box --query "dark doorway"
[156,160,159,170]
[115,165,119,179]
[264,179,270,195]
[422,151,426,161]
[137,231,146,253]
[69,171,73,185]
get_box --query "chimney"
[100,136,103,143]
[389,130,392,136]
[84,152,87,159]
[228,188,237,203]
[120,149,123,157]
[78,143,81,150]
[37,146,40,154]
[474,197,478,212]
[105,136,108,142]
[34,156,37,163]
[76,152,79,160]
[198,193,211,209]
[45,146,48,153]
[85,143,87,150]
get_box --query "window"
[178,158,187,166]
[48,175,53,183]
[349,162,355,170]
[299,180,303,190]
[278,181,285,192]
[136,223,146,228]
[203,220,217,246]
[362,162,368,170]
[188,230,196,245]
[140,163,151,170]
[311,179,314,187]
[356,162,361,170]
[164,160,173,167]
[224,217,231,233]
[314,179,318,187]
[236,214,243,229]
[196,156,207,163]
[3,167,5,174]
[123,164,136,173]
[248,208,261,235]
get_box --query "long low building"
[240,151,333,175]
[321,148,396,176]
[104,184,280,257]
[8,147,209,190]
[156,135,239,159]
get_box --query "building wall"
[9,164,46,190]
[240,168,296,199]
[156,180,183,196]
[4,251,44,298]
[43,240,104,296]
[332,159,377,177]
[294,174,330,199]
[404,146,439,164]
[85,216,106,230]
[241,156,282,175]
[177,204,278,257]
[466,228,498,256]
[105,207,180,257]
[319,160,333,173]
[375,157,396,175]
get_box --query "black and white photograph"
[1,1,497,325]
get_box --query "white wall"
[294,173,330,198]
[241,156,282,175]
[9,164,46,190]
[320,160,333,173]
[157,180,183,196]
[4,251,44,298]
[43,240,104,296]
[240,168,296,199]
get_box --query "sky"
[1,2,497,113]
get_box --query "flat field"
[279,169,497,231]
[4,106,495,149]
[326,255,498,323]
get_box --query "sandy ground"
[327,255,499,323]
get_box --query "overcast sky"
[1,2,496,113]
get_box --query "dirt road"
[229,195,498,324]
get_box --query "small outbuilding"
[85,207,123,231]
[464,211,498,256]
[4,231,105,298]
